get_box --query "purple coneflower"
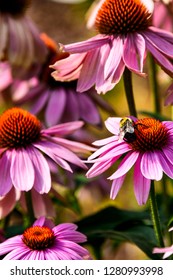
[51,0,173,94]
[153,227,173,259]
[12,33,114,126]
[0,107,93,197]
[0,0,47,77]
[0,216,90,260]
[86,117,173,205]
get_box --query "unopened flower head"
[51,0,173,94]
[0,107,93,196]
[86,116,173,205]
[0,217,90,260]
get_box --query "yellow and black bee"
[119,117,136,143]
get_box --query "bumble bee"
[119,117,136,142]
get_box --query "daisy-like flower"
[86,117,173,205]
[0,107,93,197]
[0,0,47,77]
[12,33,114,126]
[153,227,173,259]
[0,216,90,260]
[51,0,173,94]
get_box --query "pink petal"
[145,39,173,73]
[104,37,123,79]
[143,28,173,57]
[64,35,110,53]
[0,151,13,196]
[41,121,84,136]
[157,151,173,179]
[30,89,48,115]
[86,156,120,178]
[77,49,100,92]
[78,93,101,125]
[140,152,163,180]
[61,89,79,122]
[10,148,35,191]
[108,151,139,180]
[93,135,118,146]
[105,117,122,135]
[51,53,86,81]
[45,88,66,126]
[134,156,151,205]
[88,142,131,162]
[110,175,126,199]
[123,34,146,73]
[0,188,20,219]
[28,147,51,194]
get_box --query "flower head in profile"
[51,0,173,94]
[153,227,173,259]
[86,117,173,205]
[0,216,90,260]
[0,107,93,197]
[12,33,114,126]
[0,0,47,78]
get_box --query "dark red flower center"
[22,226,55,250]
[95,0,152,35]
[0,108,41,149]
[0,0,31,16]
[129,118,169,152]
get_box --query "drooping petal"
[145,38,173,74]
[77,49,101,92]
[45,88,66,126]
[134,156,151,205]
[140,152,163,180]
[110,175,126,199]
[0,188,20,219]
[28,146,51,194]
[142,27,173,58]
[0,150,13,196]
[123,33,146,73]
[88,141,130,161]
[86,156,120,178]
[104,37,123,79]
[157,151,173,179]
[51,53,86,81]
[108,151,139,180]
[61,89,79,122]
[10,148,35,191]
[78,93,101,125]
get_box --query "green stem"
[149,181,164,247]
[25,191,35,225]
[123,67,137,117]
[149,55,161,114]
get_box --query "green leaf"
[76,206,161,259]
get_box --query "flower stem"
[149,181,164,247]
[25,191,35,225]
[149,55,161,114]
[123,67,137,117]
